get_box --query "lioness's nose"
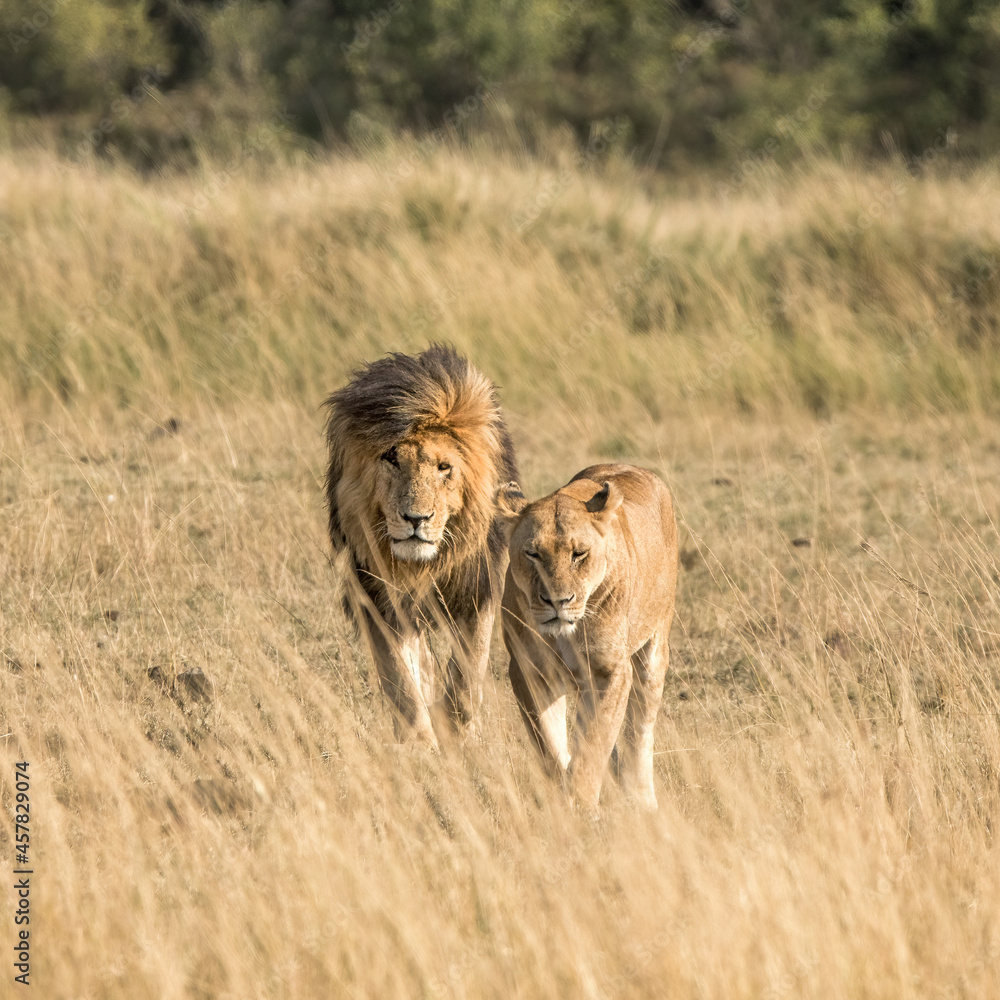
[540,592,575,607]
[402,511,433,527]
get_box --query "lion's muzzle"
[390,537,440,561]
[388,509,442,561]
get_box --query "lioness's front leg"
[504,623,570,775]
[618,631,668,810]
[568,657,632,811]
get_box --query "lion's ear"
[495,481,528,538]
[585,481,623,521]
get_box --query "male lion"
[501,464,678,810]
[324,345,521,747]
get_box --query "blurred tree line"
[1,0,998,169]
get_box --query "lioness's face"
[376,431,464,562]
[508,499,611,637]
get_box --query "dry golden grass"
[1,148,999,998]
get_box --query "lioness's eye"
[525,550,540,560]
[572,550,589,562]
[381,446,399,467]
[438,462,452,473]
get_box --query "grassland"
[1,146,999,999]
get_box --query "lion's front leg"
[568,657,632,812]
[441,604,495,736]
[416,628,436,707]
[363,611,439,749]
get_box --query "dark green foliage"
[2,0,1000,166]
[1,0,169,113]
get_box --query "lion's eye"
[438,462,452,473]
[572,550,589,562]
[525,550,540,560]
[381,447,399,467]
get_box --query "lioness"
[501,464,678,810]
[324,345,521,747]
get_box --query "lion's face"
[376,430,464,563]
[507,482,621,637]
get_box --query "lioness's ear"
[585,481,623,521]
[496,481,527,517]
[495,481,528,540]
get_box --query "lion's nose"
[402,511,434,527]
[540,592,575,608]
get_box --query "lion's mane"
[324,345,518,620]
